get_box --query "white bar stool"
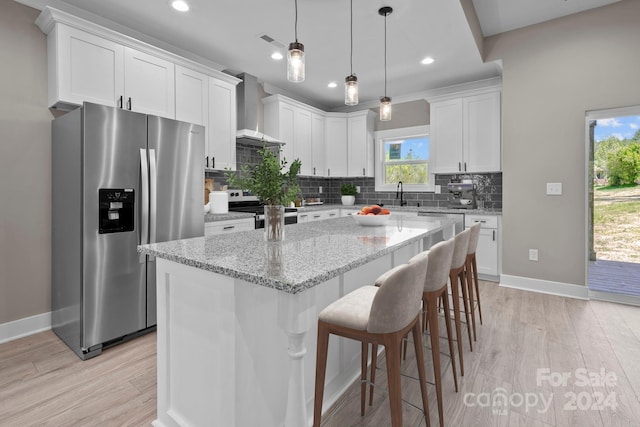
[312,262,431,427]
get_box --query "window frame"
[374,125,434,192]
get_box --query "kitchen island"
[138,215,455,427]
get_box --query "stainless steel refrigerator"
[52,102,204,360]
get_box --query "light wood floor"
[2,281,640,427]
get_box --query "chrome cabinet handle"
[313,167,316,175]
[223,225,235,230]
[464,162,467,171]
[127,97,132,110]
[458,162,461,171]
[118,95,123,109]
[363,168,365,176]
[493,230,496,241]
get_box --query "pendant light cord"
[384,11,387,97]
[294,0,299,42]
[350,0,353,75]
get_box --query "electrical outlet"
[529,249,539,261]
[435,185,441,194]
[356,186,361,193]
[318,186,322,194]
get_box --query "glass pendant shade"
[344,75,358,106]
[287,42,305,82]
[380,96,392,121]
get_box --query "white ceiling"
[17,0,620,111]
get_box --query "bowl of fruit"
[351,205,391,226]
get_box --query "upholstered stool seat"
[313,262,432,427]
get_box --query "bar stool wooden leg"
[313,321,330,427]
[441,292,458,392]
[361,341,368,416]
[472,256,483,325]
[458,269,473,352]
[369,343,377,406]
[465,258,477,342]
[411,320,431,427]
[425,295,444,427]
[449,271,465,376]
[384,333,404,426]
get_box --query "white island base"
[152,242,423,427]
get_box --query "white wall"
[0,0,52,324]
[484,0,640,286]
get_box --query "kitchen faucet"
[396,181,407,206]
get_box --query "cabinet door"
[175,66,208,126]
[311,113,326,177]
[475,227,498,276]
[279,103,296,164]
[209,78,237,170]
[347,113,373,177]
[53,25,124,108]
[294,109,313,176]
[324,116,348,177]
[430,98,463,174]
[124,47,175,118]
[464,92,501,172]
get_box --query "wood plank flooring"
[1,281,640,426]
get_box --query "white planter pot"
[341,195,356,206]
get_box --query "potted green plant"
[225,146,301,241]
[340,183,358,206]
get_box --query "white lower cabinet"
[205,218,254,236]
[298,209,340,223]
[465,214,500,280]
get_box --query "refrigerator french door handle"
[139,148,149,264]
[148,148,158,262]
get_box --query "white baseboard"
[0,312,52,344]
[500,275,589,300]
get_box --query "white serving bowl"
[351,212,391,226]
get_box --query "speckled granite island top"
[138,215,453,294]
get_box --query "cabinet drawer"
[465,214,498,228]
[205,218,254,236]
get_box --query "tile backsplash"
[205,144,502,209]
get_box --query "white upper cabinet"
[264,95,323,176]
[208,78,237,171]
[36,7,238,123]
[124,48,175,119]
[46,24,124,109]
[294,108,313,176]
[464,92,501,172]
[347,110,375,177]
[175,65,208,126]
[324,115,348,177]
[311,113,325,177]
[430,88,501,173]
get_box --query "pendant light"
[344,0,358,106]
[287,0,305,82]
[379,6,392,121]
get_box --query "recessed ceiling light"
[271,52,283,60]
[421,56,435,65]
[171,0,189,12]
[328,82,337,88]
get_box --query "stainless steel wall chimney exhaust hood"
[236,73,284,146]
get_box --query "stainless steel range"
[226,190,298,228]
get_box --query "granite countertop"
[204,211,255,222]
[297,204,501,216]
[139,215,454,294]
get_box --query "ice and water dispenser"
[98,189,135,234]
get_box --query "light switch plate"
[356,186,361,193]
[546,182,562,195]
[435,185,441,194]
